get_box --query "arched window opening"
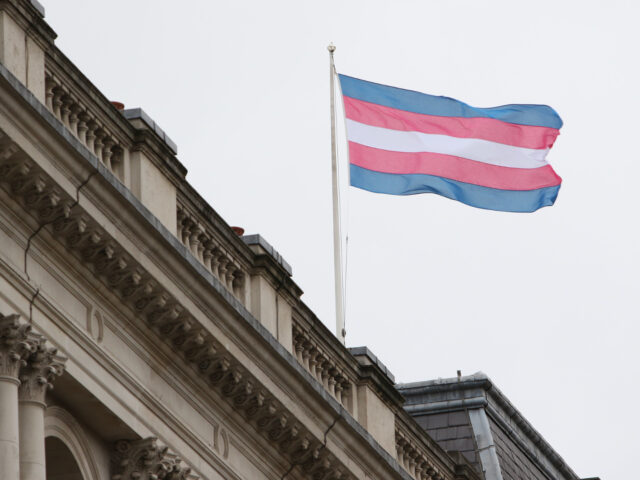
[45,436,84,480]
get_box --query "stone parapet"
[175,195,254,306]
[40,34,187,236]
[0,0,55,102]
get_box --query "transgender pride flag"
[338,74,563,213]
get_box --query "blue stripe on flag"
[350,164,561,213]
[339,75,563,129]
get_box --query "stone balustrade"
[176,202,249,304]
[395,421,449,480]
[292,323,353,413]
[45,71,125,181]
[44,53,254,313]
[44,71,126,182]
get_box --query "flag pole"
[328,44,346,345]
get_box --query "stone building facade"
[0,1,590,480]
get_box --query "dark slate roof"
[413,409,480,472]
[397,373,582,480]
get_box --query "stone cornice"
[350,347,404,408]
[249,250,302,301]
[242,234,292,275]
[129,130,185,182]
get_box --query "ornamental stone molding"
[0,130,360,479]
[45,406,102,480]
[18,332,66,404]
[0,313,37,380]
[111,438,198,480]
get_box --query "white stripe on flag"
[345,119,550,169]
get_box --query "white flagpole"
[328,44,346,345]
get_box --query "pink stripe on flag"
[344,97,560,150]
[349,142,562,191]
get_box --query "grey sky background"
[45,2,638,479]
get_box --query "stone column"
[0,314,36,480]
[19,334,66,480]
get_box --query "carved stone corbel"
[19,174,46,204]
[192,346,219,375]
[288,436,312,464]
[8,161,35,194]
[208,357,231,385]
[230,380,253,409]
[220,369,243,397]
[244,391,265,418]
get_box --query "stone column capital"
[0,314,37,380]
[18,334,66,405]
[112,437,198,480]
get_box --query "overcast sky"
[45,2,638,479]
